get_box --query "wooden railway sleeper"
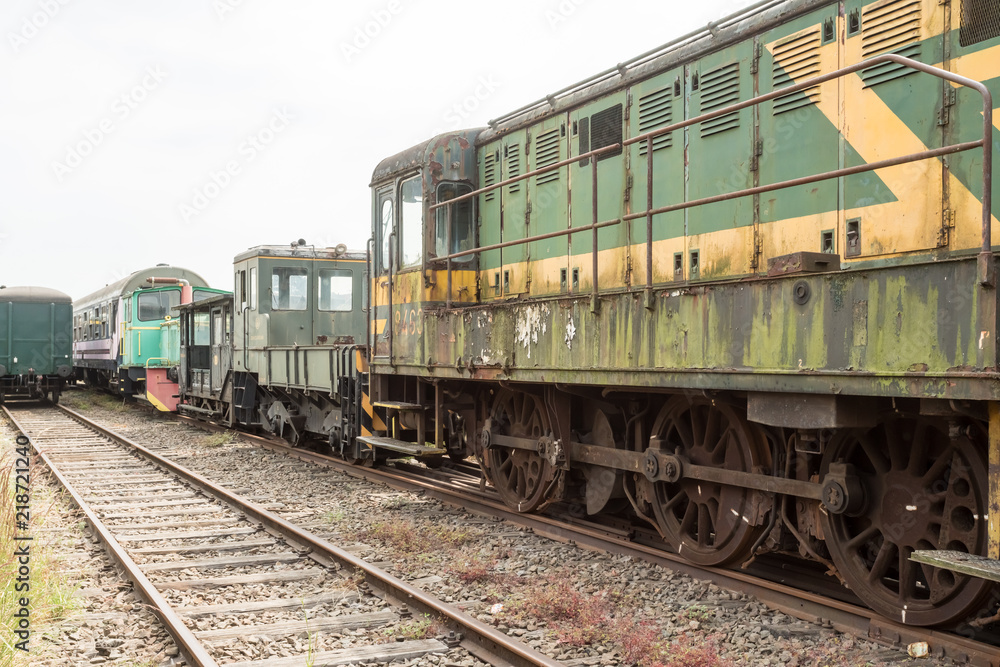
[484,428,864,513]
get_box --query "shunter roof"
[0,286,72,304]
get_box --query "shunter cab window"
[137,290,181,321]
[318,269,353,311]
[435,182,475,262]
[400,176,423,269]
[271,267,308,310]
[193,312,210,345]
[193,289,216,302]
[249,268,257,310]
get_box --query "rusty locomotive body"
[359,0,1000,628]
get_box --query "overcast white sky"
[1,0,755,299]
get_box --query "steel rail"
[2,404,219,667]
[50,405,564,667]
[177,417,1000,666]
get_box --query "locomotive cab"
[176,292,235,422]
[230,243,367,447]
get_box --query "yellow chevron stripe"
[764,21,999,257]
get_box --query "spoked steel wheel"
[483,389,558,513]
[820,416,992,626]
[649,396,770,567]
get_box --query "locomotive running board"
[910,550,1000,583]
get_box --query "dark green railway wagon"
[0,286,73,402]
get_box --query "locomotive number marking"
[394,308,423,337]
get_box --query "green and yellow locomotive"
[362,0,1000,627]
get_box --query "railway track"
[171,415,1000,666]
[2,402,564,667]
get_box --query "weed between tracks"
[61,391,128,413]
[354,515,731,667]
[198,431,238,448]
[0,416,81,666]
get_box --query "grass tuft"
[359,518,478,556]
[198,431,238,448]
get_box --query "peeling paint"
[565,316,576,350]
[514,304,549,359]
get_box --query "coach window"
[271,267,308,310]
[249,268,257,310]
[400,175,423,269]
[318,269,353,311]
[435,182,475,262]
[137,290,181,321]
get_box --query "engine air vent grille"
[507,144,521,194]
[591,104,623,161]
[772,27,822,115]
[535,128,561,185]
[699,63,741,137]
[861,0,922,86]
[960,0,1000,46]
[638,86,674,155]
[483,151,496,202]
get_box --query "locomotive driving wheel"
[483,389,559,513]
[648,396,769,567]
[820,416,992,626]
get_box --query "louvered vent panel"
[484,151,496,202]
[535,129,561,185]
[638,86,673,155]
[861,0,922,86]
[772,28,822,115]
[960,0,1000,47]
[700,63,740,137]
[591,104,623,161]
[507,145,521,194]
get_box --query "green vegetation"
[358,518,478,556]
[0,420,81,667]
[198,431,238,448]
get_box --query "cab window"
[318,269,353,311]
[271,267,308,310]
[249,268,257,310]
[193,289,216,302]
[193,312,210,345]
[400,176,423,268]
[435,182,475,262]
[137,290,180,321]
[379,196,393,274]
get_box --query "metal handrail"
[432,53,993,305]
[485,0,788,128]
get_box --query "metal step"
[372,401,426,411]
[356,435,443,457]
[910,550,1000,583]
